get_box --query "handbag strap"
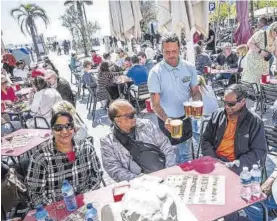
[264,31,267,49]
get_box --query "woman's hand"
[165,118,172,133]
[261,50,269,58]
[261,177,275,195]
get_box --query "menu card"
[165,175,225,205]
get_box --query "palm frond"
[25,18,32,35]
[10,8,26,18]
[33,12,50,25]
[64,1,75,6]
[19,18,26,36]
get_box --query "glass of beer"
[170,119,183,139]
[183,102,192,117]
[191,101,204,119]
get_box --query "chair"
[34,116,50,129]
[72,90,77,107]
[87,136,106,187]
[10,76,23,82]
[196,119,210,159]
[240,81,262,113]
[68,64,74,84]
[264,125,277,157]
[129,83,150,113]
[1,122,15,136]
[260,84,277,118]
[73,72,82,97]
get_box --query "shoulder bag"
[263,31,273,62]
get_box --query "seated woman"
[82,60,97,89]
[97,61,122,103]
[28,76,62,127]
[26,111,102,206]
[52,100,87,143]
[1,75,17,105]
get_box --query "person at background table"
[127,55,148,97]
[13,60,29,81]
[141,42,155,60]
[44,69,75,106]
[70,52,79,72]
[52,101,87,144]
[122,57,132,75]
[30,62,45,78]
[2,50,16,76]
[43,58,59,75]
[26,111,102,206]
[245,164,277,221]
[154,49,163,63]
[194,44,212,75]
[148,33,199,164]
[201,84,267,174]
[100,99,175,182]
[116,49,126,68]
[137,51,154,74]
[82,60,97,90]
[91,49,102,68]
[205,23,216,54]
[1,75,17,105]
[97,61,122,103]
[28,76,62,127]
[102,52,122,72]
[1,68,13,85]
[242,22,277,84]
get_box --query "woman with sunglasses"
[26,111,102,206]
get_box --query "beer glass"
[183,102,192,117]
[191,101,203,119]
[170,119,183,139]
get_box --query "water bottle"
[35,204,49,221]
[250,164,262,198]
[61,180,77,212]
[240,167,252,201]
[85,203,99,221]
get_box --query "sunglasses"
[224,98,243,107]
[52,123,74,132]
[115,112,136,119]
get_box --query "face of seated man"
[223,90,246,118]
[113,102,136,134]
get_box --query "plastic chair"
[260,84,277,118]
[34,116,50,129]
[196,119,210,159]
[129,83,150,113]
[264,125,277,157]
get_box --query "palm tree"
[10,3,49,59]
[64,0,93,57]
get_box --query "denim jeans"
[245,196,277,221]
[174,139,192,164]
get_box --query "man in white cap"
[44,69,75,105]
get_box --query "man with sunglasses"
[100,99,176,182]
[201,84,267,174]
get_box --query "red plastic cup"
[261,74,270,84]
[112,185,130,202]
[1,102,6,112]
[15,84,21,91]
[145,99,153,112]
[204,66,210,74]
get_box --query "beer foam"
[170,120,182,126]
[191,101,203,107]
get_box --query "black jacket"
[57,77,75,105]
[216,52,238,68]
[201,107,267,174]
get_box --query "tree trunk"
[82,3,88,27]
[77,1,89,57]
[250,0,255,26]
[30,22,40,60]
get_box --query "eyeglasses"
[52,123,74,132]
[115,112,136,119]
[224,98,243,107]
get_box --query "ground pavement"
[48,51,277,187]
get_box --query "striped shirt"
[26,138,102,206]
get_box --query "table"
[2,101,30,126]
[112,75,133,98]
[23,160,266,221]
[15,87,33,96]
[209,68,239,75]
[1,129,51,157]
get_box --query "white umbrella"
[109,0,142,41]
[157,0,209,63]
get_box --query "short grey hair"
[225,84,248,100]
[44,69,57,78]
[108,99,134,121]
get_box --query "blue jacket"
[127,65,148,85]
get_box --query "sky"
[1,0,111,45]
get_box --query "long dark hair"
[100,61,110,73]
[33,76,49,91]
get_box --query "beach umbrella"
[234,1,251,45]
